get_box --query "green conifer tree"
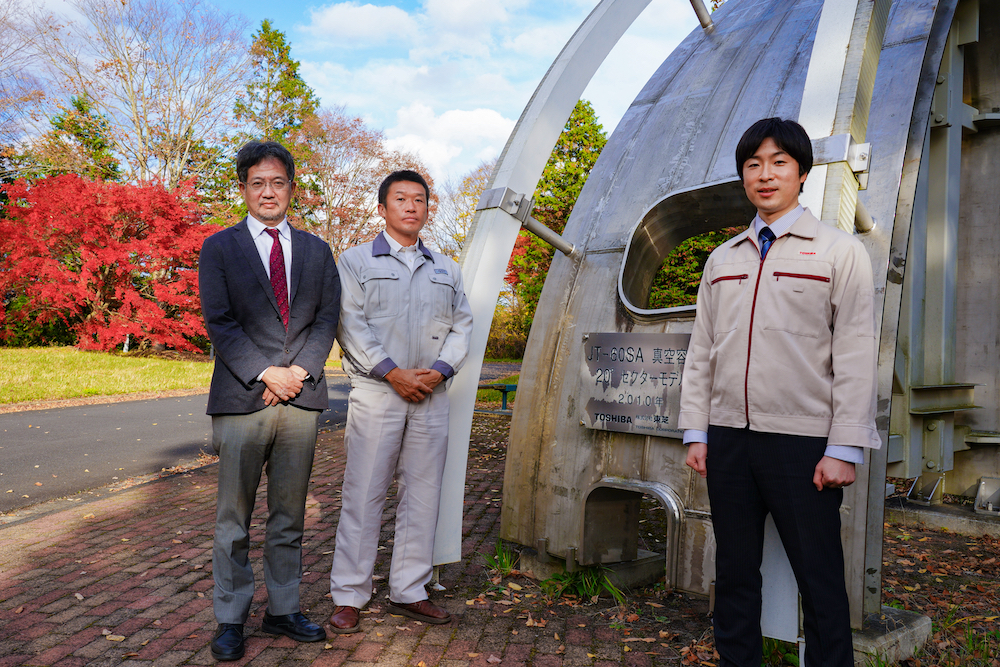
[506,99,607,328]
[234,20,319,143]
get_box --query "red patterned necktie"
[265,228,289,329]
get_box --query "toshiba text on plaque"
[581,333,690,436]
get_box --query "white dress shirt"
[246,215,297,382]
[246,214,292,295]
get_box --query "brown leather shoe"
[386,599,451,624]
[328,606,360,634]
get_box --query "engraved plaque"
[581,332,690,436]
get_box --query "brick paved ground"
[0,414,703,667]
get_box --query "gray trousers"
[212,404,319,624]
[329,388,449,608]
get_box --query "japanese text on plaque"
[581,332,691,436]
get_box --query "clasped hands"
[385,367,444,402]
[262,365,309,406]
[685,442,856,491]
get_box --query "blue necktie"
[759,226,776,259]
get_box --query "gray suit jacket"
[199,218,341,415]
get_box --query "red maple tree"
[0,174,216,351]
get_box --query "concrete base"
[853,606,932,666]
[604,549,664,591]
[518,547,567,582]
[885,497,1000,538]
[519,548,666,592]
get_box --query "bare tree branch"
[295,107,436,258]
[0,0,46,145]
[29,0,249,188]
[429,159,496,259]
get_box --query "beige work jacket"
[678,209,881,449]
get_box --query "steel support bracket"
[477,187,534,222]
[907,473,944,506]
[812,134,872,178]
[907,383,979,414]
[477,186,578,258]
[931,72,979,131]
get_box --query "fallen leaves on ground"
[458,416,999,667]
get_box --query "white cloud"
[583,0,699,134]
[303,2,418,44]
[422,0,510,31]
[294,0,699,182]
[501,23,580,59]
[384,103,514,182]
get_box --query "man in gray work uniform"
[328,169,473,633]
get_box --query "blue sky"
[45,0,700,186]
[213,0,701,184]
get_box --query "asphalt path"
[0,363,519,514]
[0,374,350,513]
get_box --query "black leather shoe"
[211,623,245,661]
[261,611,326,642]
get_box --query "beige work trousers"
[329,387,449,608]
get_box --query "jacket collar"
[786,208,820,239]
[372,231,435,262]
[733,207,820,250]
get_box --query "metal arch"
[433,0,667,566]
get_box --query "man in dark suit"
[199,141,340,661]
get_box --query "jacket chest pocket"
[708,272,750,334]
[360,267,401,318]
[761,271,832,337]
[427,271,455,323]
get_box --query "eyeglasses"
[243,179,291,193]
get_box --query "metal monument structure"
[434,0,1000,649]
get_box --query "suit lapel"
[289,225,305,306]
[233,218,281,316]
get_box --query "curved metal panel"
[501,0,962,628]
[503,0,828,564]
[617,179,752,320]
[435,0,656,566]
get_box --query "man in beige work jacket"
[679,117,880,667]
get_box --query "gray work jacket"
[337,232,473,393]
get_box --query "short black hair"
[378,170,430,205]
[735,117,813,181]
[236,141,295,184]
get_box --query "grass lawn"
[0,347,217,404]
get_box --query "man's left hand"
[415,369,444,392]
[813,456,856,491]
